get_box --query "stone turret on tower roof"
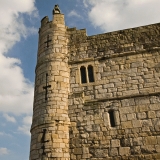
[53,4,61,15]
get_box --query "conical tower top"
[53,4,61,15]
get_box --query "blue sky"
[1,0,160,159]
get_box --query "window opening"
[80,66,87,83]
[108,110,116,127]
[45,35,51,48]
[88,65,94,82]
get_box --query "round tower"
[30,5,70,160]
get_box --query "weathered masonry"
[30,5,160,160]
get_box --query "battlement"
[68,22,160,63]
[41,16,49,26]
[67,27,86,34]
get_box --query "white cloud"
[0,148,9,155]
[23,116,32,125]
[0,0,38,54]
[68,10,81,18]
[0,123,6,127]
[0,132,4,136]
[83,0,88,8]
[0,132,12,137]
[84,0,160,32]
[18,125,30,136]
[0,54,34,115]
[3,114,16,123]
[0,0,37,157]
[18,116,32,135]
[0,0,36,116]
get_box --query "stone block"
[109,148,118,156]
[119,107,135,114]
[52,134,58,139]
[127,113,136,120]
[92,124,100,131]
[137,112,147,119]
[141,145,156,154]
[82,147,89,154]
[108,88,117,92]
[141,119,152,127]
[60,143,65,148]
[131,62,143,68]
[52,143,60,148]
[64,153,70,158]
[148,111,156,118]
[120,114,127,122]
[142,126,150,131]
[74,148,83,155]
[135,98,150,105]
[51,152,63,157]
[133,137,143,146]
[103,112,110,127]
[157,136,160,144]
[60,71,69,77]
[144,136,157,145]
[121,121,133,129]
[98,88,107,93]
[95,85,102,89]
[103,83,114,88]
[111,139,120,147]
[94,119,103,124]
[119,147,130,156]
[114,111,120,125]
[136,105,149,112]
[130,146,141,155]
[76,155,82,159]
[139,87,154,94]
[120,138,131,147]
[123,90,139,96]
[155,145,160,153]
[132,120,142,128]
[94,149,108,158]
[55,76,64,82]
[156,111,160,118]
[102,71,116,77]
[153,153,160,160]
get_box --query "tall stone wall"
[68,24,160,159]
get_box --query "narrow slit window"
[80,66,87,83]
[108,110,116,127]
[88,65,94,82]
[45,35,51,48]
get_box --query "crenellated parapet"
[68,23,160,63]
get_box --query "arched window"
[80,66,87,83]
[108,110,116,127]
[88,65,94,82]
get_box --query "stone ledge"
[84,91,160,104]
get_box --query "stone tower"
[29,5,70,160]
